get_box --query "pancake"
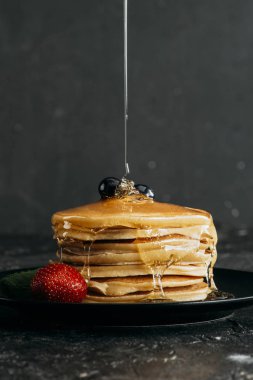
[89,275,204,296]
[52,196,214,229]
[69,235,202,253]
[58,250,216,266]
[72,263,214,279]
[54,224,217,242]
[52,194,218,303]
[84,283,210,303]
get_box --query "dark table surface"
[0,228,253,380]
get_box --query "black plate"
[0,267,253,326]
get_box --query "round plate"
[0,267,253,326]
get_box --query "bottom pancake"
[84,282,210,303]
[89,275,204,296]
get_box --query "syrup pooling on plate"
[206,290,234,301]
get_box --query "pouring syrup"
[124,0,130,177]
[53,1,232,303]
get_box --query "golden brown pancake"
[54,225,215,241]
[89,275,204,296]
[58,250,216,266]
[52,196,214,229]
[84,283,211,303]
[72,263,214,278]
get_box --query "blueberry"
[135,184,155,199]
[98,177,121,199]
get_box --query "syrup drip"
[81,241,92,283]
[139,235,187,300]
[141,230,199,299]
[148,258,180,300]
[149,262,167,299]
[204,249,215,287]
[80,228,107,284]
[57,238,63,262]
[205,261,212,287]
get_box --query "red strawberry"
[31,263,87,303]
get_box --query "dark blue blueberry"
[135,184,155,199]
[98,177,120,199]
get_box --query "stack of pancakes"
[52,195,217,302]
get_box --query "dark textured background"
[1,0,253,235]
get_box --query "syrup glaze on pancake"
[52,195,213,229]
[52,194,218,302]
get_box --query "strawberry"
[31,263,87,303]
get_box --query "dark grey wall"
[1,0,253,234]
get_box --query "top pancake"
[52,195,213,230]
